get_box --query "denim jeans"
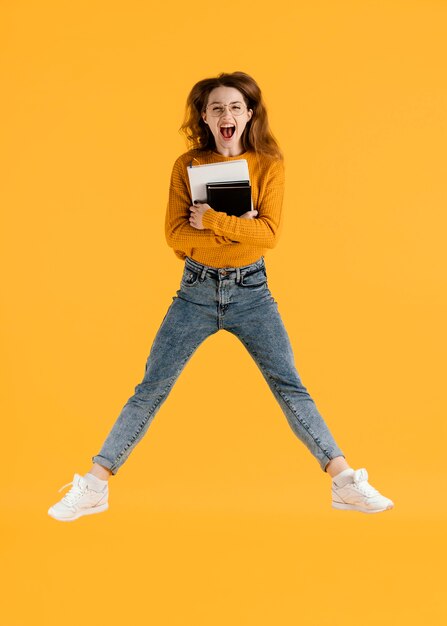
[92,255,345,475]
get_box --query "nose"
[218,104,236,119]
[219,111,235,122]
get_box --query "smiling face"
[201,86,253,156]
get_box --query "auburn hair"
[179,71,283,161]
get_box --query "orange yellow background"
[1,1,446,624]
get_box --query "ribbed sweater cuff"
[202,208,219,231]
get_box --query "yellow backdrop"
[1,0,446,624]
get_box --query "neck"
[213,146,246,157]
[212,137,247,157]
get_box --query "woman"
[48,71,394,521]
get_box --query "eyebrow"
[208,100,244,105]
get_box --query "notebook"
[206,180,251,217]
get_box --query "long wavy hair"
[179,71,283,161]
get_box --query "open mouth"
[220,125,235,139]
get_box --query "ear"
[201,111,208,124]
[247,108,253,122]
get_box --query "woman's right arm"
[165,157,236,251]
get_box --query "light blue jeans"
[92,255,345,475]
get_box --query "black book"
[206,180,252,217]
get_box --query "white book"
[187,159,252,209]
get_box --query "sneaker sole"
[48,502,109,522]
[332,501,394,513]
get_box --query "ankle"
[325,456,351,478]
[87,463,112,481]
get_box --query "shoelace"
[58,478,89,507]
[351,468,380,497]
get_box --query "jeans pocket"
[181,268,200,287]
[239,267,267,288]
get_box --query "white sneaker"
[48,473,109,522]
[332,468,394,514]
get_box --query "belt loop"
[200,266,208,281]
[236,267,241,284]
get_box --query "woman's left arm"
[200,159,285,248]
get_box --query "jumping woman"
[48,71,394,521]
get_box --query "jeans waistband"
[184,255,265,281]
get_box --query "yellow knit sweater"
[165,147,285,268]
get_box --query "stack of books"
[187,159,253,217]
